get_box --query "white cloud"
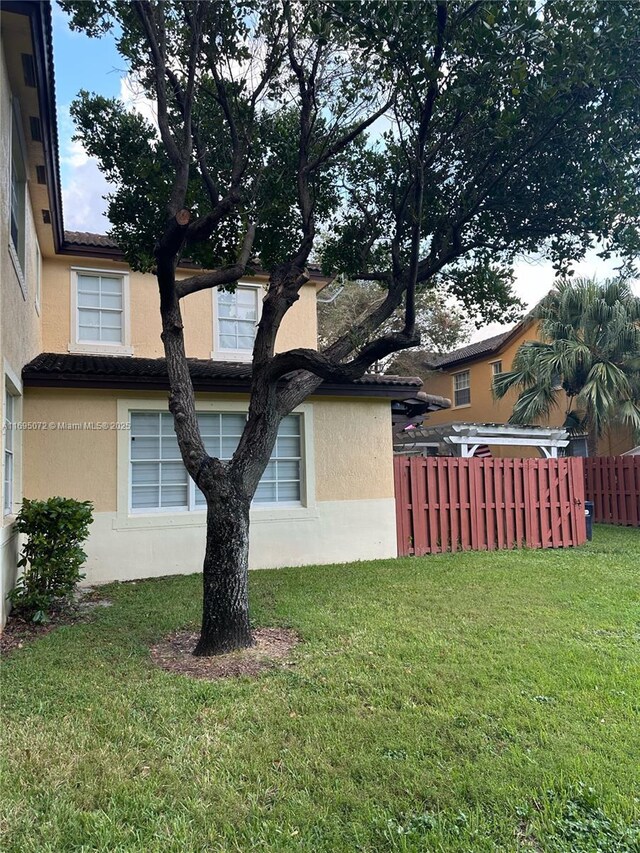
[119,75,158,130]
[57,103,111,232]
[58,105,90,168]
[468,250,639,343]
[62,159,111,233]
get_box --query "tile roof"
[426,319,535,369]
[22,353,422,397]
[64,231,118,248]
[428,330,513,367]
[61,232,330,280]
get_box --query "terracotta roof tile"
[64,231,119,248]
[426,319,535,369]
[22,353,422,397]
[61,231,329,279]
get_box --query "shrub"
[8,497,94,621]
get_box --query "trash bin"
[585,500,593,541]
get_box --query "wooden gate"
[394,456,587,556]
[584,457,640,526]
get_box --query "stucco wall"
[22,389,397,582]
[426,327,546,430]
[1,34,45,628]
[314,398,394,500]
[41,256,318,358]
[424,323,635,457]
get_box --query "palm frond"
[508,384,559,426]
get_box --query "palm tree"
[493,278,640,456]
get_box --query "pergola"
[394,421,570,458]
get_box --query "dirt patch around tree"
[150,627,300,680]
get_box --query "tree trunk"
[193,489,253,656]
[587,427,599,457]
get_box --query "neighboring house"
[422,319,635,457]
[0,2,424,626]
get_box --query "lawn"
[1,525,639,852]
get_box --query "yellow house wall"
[41,256,318,358]
[0,40,43,395]
[1,31,46,627]
[22,389,397,582]
[424,321,635,457]
[23,390,394,508]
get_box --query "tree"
[61,0,640,654]
[493,278,640,456]
[317,279,472,369]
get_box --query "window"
[35,242,41,314]
[213,285,261,359]
[3,390,15,516]
[491,361,502,377]
[130,411,302,512]
[453,370,471,406]
[9,102,27,291]
[70,268,132,354]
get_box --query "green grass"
[1,525,639,852]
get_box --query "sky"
[51,5,637,344]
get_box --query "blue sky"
[53,3,122,233]
[50,4,635,340]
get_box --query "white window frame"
[34,241,42,315]
[3,390,15,517]
[69,266,133,356]
[115,397,317,530]
[490,360,503,377]
[453,369,471,408]
[8,99,27,298]
[211,282,263,362]
[129,411,304,514]
[3,366,22,519]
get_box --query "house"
[420,319,635,457]
[0,2,425,626]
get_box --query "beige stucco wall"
[22,389,119,511]
[22,389,397,582]
[0,37,44,395]
[23,390,394,510]
[1,30,46,627]
[42,256,318,358]
[314,397,394,500]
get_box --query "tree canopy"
[59,0,640,654]
[317,280,471,367]
[64,1,640,344]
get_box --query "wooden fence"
[584,457,640,527]
[394,456,587,556]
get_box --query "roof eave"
[4,1,64,251]
[431,317,536,370]
[22,373,422,400]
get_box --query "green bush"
[8,497,93,621]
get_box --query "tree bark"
[193,481,253,656]
[587,427,599,458]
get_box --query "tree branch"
[176,224,256,298]
[268,330,420,384]
[133,1,190,214]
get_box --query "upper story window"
[129,411,302,512]
[491,361,503,377]
[9,101,27,295]
[453,370,471,407]
[35,242,42,315]
[3,389,15,517]
[212,284,261,361]
[70,268,133,356]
